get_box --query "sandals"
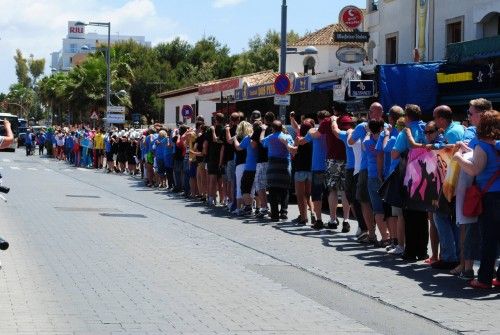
[341,220,350,233]
[469,279,492,289]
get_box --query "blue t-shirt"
[305,131,327,172]
[240,136,257,171]
[376,128,399,178]
[350,122,368,170]
[363,135,380,178]
[262,132,293,160]
[443,122,464,145]
[65,135,74,149]
[476,141,500,192]
[463,126,476,143]
[105,137,111,152]
[25,133,33,145]
[393,120,426,153]
[338,131,355,169]
[154,137,168,159]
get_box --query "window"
[175,106,180,123]
[69,43,77,53]
[370,0,378,12]
[446,16,464,44]
[385,33,398,64]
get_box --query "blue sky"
[0,0,366,93]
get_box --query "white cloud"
[0,0,181,93]
[212,0,245,8]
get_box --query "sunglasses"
[424,130,437,135]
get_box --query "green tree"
[14,49,31,88]
[28,54,46,86]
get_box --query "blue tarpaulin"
[378,62,442,115]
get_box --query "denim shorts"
[294,171,312,183]
[367,177,384,214]
[255,162,268,191]
[311,171,325,201]
[224,160,236,182]
[189,162,197,178]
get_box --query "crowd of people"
[27,98,499,289]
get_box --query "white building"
[365,0,500,64]
[51,21,151,72]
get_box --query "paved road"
[0,150,498,334]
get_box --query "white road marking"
[77,168,90,172]
[44,168,52,171]
[2,159,11,162]
[10,166,20,170]
[27,167,37,171]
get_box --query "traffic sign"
[106,106,125,114]
[90,111,99,120]
[106,113,125,124]
[274,95,291,106]
[274,74,291,95]
[181,105,194,118]
[333,32,370,43]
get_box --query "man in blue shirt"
[431,105,465,270]
[235,128,258,216]
[262,120,294,222]
[348,102,385,242]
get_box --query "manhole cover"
[99,213,147,218]
[66,195,101,198]
[54,207,119,212]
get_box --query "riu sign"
[68,21,85,38]
[69,26,84,34]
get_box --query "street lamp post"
[75,21,111,109]
[279,0,288,122]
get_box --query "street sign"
[131,113,141,123]
[181,105,194,118]
[348,80,375,98]
[274,95,291,106]
[333,32,370,43]
[274,74,291,95]
[339,6,364,30]
[106,106,125,114]
[90,111,98,120]
[336,46,367,64]
[106,113,125,124]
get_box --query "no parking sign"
[181,105,193,119]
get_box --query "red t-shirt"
[318,117,346,161]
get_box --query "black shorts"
[345,168,357,204]
[207,162,221,176]
[311,171,326,202]
[356,169,370,203]
[240,170,256,195]
[106,152,113,161]
[95,149,104,157]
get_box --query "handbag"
[463,171,500,217]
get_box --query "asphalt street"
[0,150,498,334]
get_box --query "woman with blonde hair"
[227,121,253,214]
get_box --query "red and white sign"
[198,78,240,95]
[339,6,363,30]
[68,21,85,39]
[90,111,99,120]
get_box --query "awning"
[447,36,500,63]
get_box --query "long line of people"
[38,98,499,289]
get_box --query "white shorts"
[255,162,268,191]
[235,164,245,199]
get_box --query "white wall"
[163,92,198,126]
[198,100,217,122]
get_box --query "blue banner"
[378,63,441,115]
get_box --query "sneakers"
[240,206,253,216]
[255,208,269,218]
[341,221,350,233]
[327,217,339,229]
[312,220,324,230]
[279,212,288,220]
[387,245,404,255]
[292,216,308,226]
[231,208,242,216]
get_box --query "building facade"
[51,21,150,72]
[365,0,500,64]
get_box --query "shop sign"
[348,80,374,98]
[198,78,239,95]
[333,32,370,43]
[339,6,364,30]
[336,46,366,64]
[68,21,85,39]
[107,106,125,114]
[235,76,310,101]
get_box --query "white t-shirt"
[349,140,362,175]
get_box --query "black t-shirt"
[294,142,312,172]
[252,125,272,163]
[223,126,237,164]
[234,136,247,165]
[206,126,223,163]
[195,132,205,163]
